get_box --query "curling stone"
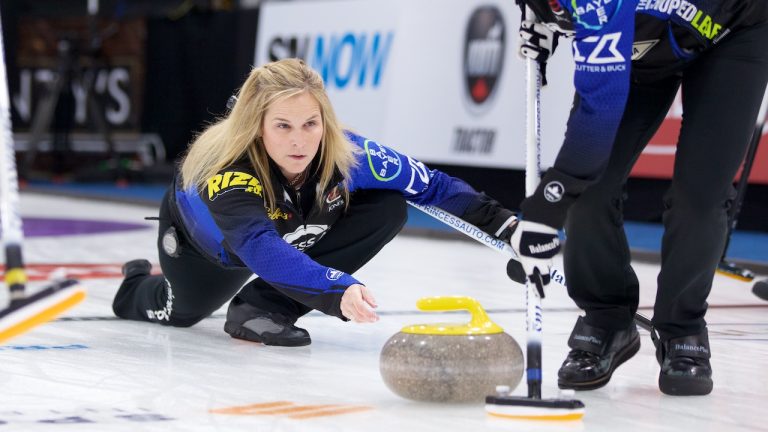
[379,296,523,403]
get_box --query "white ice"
[1,193,766,432]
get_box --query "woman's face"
[262,91,323,180]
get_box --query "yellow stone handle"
[401,296,503,335]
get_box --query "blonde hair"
[180,58,359,209]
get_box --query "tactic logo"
[207,171,263,201]
[463,6,505,113]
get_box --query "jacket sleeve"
[345,132,515,238]
[519,0,638,229]
[201,168,358,319]
[554,0,638,178]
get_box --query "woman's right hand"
[340,284,379,323]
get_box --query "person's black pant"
[563,22,768,341]
[114,189,407,327]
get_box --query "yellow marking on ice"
[288,405,372,419]
[209,401,293,415]
[4,268,27,286]
[487,412,585,421]
[210,401,372,419]
[0,287,85,344]
[253,404,338,415]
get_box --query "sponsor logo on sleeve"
[325,268,344,281]
[364,140,402,181]
[573,32,627,72]
[207,171,263,201]
[572,0,618,30]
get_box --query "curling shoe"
[113,259,154,319]
[657,330,713,396]
[121,259,152,279]
[224,297,311,347]
[558,316,640,390]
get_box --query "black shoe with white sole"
[224,297,311,347]
[557,316,640,390]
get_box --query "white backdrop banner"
[255,0,576,170]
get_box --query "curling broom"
[0,11,85,344]
[484,6,584,420]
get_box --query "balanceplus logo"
[528,237,560,255]
[463,5,505,114]
[674,343,709,355]
[574,334,602,346]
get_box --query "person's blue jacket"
[172,131,515,318]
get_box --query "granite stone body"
[380,331,524,403]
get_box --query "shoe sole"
[658,374,713,396]
[558,334,641,391]
[224,321,311,347]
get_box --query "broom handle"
[524,6,544,400]
[0,12,28,302]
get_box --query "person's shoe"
[557,316,640,390]
[753,280,768,301]
[113,259,154,319]
[224,297,311,347]
[121,259,152,279]
[657,330,713,396]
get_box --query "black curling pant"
[563,22,768,341]
[113,189,407,327]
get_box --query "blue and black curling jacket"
[172,131,515,319]
[551,0,768,180]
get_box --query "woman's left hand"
[340,284,379,323]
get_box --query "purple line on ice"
[20,217,149,237]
